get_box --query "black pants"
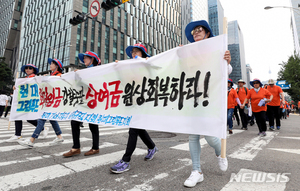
[4,106,11,117]
[122,128,155,162]
[71,120,99,150]
[267,105,280,127]
[238,105,248,128]
[234,106,240,125]
[15,120,38,136]
[0,106,5,117]
[253,111,267,133]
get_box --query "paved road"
[0,114,299,191]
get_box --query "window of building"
[98,23,102,57]
[91,20,95,51]
[105,26,110,63]
[13,20,18,29]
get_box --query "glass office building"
[228,20,246,84]
[208,0,224,36]
[0,0,24,78]
[18,0,182,77]
[181,0,208,45]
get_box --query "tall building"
[290,0,300,53]
[228,20,246,84]
[245,64,252,89]
[208,0,224,36]
[181,0,208,45]
[18,0,182,77]
[0,0,25,77]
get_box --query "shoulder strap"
[244,87,247,95]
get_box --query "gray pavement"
[0,113,299,191]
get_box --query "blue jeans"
[227,108,234,130]
[31,119,62,138]
[189,135,221,172]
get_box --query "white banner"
[11,35,228,139]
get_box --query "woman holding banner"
[183,20,231,188]
[63,51,101,157]
[110,44,158,174]
[18,58,64,148]
[241,78,273,136]
[6,64,39,142]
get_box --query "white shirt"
[0,94,8,106]
[7,95,12,106]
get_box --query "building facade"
[18,0,182,77]
[0,0,25,77]
[208,0,224,36]
[228,20,246,84]
[181,0,208,45]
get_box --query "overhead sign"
[276,80,291,90]
[90,0,101,17]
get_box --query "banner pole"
[8,72,19,130]
[221,17,228,159]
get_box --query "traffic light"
[101,0,123,11]
[69,13,87,26]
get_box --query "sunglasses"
[130,50,141,54]
[253,82,260,84]
[191,26,204,35]
[25,67,33,70]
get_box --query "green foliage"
[278,53,300,102]
[0,57,14,94]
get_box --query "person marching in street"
[241,78,273,136]
[0,90,8,118]
[63,51,101,157]
[4,92,13,118]
[18,58,65,148]
[228,79,242,134]
[236,79,249,130]
[183,20,231,188]
[110,43,158,174]
[266,79,285,130]
[6,64,39,142]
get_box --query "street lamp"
[264,6,300,14]
[39,40,72,58]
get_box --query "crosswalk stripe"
[229,132,278,161]
[170,129,244,151]
[0,134,71,144]
[278,136,300,140]
[267,148,300,155]
[0,142,118,167]
[0,148,147,191]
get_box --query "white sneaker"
[6,135,22,142]
[184,170,204,187]
[18,139,34,148]
[217,156,228,172]
[42,127,49,138]
[49,137,64,145]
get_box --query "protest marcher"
[0,90,8,118]
[6,64,39,142]
[236,79,249,130]
[298,101,300,115]
[63,51,101,157]
[4,92,13,118]
[183,20,231,188]
[227,79,241,134]
[18,58,64,148]
[241,78,273,136]
[110,43,158,174]
[266,79,284,130]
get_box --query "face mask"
[254,87,260,92]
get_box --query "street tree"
[0,57,14,93]
[278,53,300,102]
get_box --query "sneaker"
[184,170,204,187]
[49,137,64,145]
[269,126,274,131]
[228,130,233,134]
[261,131,266,136]
[18,139,34,148]
[217,156,228,172]
[6,135,22,142]
[257,132,262,136]
[42,127,49,138]
[244,127,248,130]
[276,126,280,130]
[110,160,130,174]
[144,147,158,161]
